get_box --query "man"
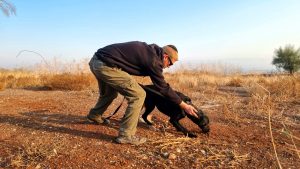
[87,41,198,145]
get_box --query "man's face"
[163,53,175,68]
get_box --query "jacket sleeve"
[147,61,182,104]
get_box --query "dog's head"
[197,110,210,134]
[191,106,210,134]
[176,91,210,134]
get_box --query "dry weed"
[0,77,6,91]
[42,73,95,91]
[139,136,250,168]
[1,138,66,168]
[226,77,243,87]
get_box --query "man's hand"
[179,101,198,118]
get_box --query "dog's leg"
[169,118,197,138]
[141,101,155,125]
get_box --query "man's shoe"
[115,136,147,145]
[87,114,104,124]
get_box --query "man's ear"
[163,53,168,58]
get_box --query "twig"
[286,148,300,153]
[254,82,282,169]
[16,50,50,69]
[275,128,300,141]
[282,122,300,159]
[150,137,191,144]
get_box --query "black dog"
[140,85,210,138]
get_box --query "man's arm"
[148,60,182,105]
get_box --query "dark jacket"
[95,41,182,104]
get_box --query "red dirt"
[0,88,299,168]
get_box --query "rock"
[42,117,48,120]
[53,149,57,155]
[168,153,176,160]
[35,164,41,169]
[162,152,169,158]
[200,149,206,155]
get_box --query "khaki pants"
[89,55,146,137]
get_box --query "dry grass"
[0,58,94,91]
[0,61,299,168]
[0,71,95,91]
[1,59,298,92]
[0,137,67,168]
[0,64,299,102]
[226,77,243,87]
[41,73,95,91]
[138,136,250,168]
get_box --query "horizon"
[1,0,300,72]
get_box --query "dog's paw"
[141,115,154,125]
[201,125,210,134]
[187,132,197,138]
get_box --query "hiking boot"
[87,113,104,124]
[115,135,147,145]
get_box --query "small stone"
[176,148,181,153]
[200,149,206,155]
[95,142,102,146]
[168,153,176,160]
[35,164,41,169]
[42,117,48,120]
[162,152,169,158]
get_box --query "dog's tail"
[104,97,125,120]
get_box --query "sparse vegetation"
[0,61,299,168]
[1,138,66,168]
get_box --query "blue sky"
[1,0,300,71]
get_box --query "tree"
[0,0,16,17]
[272,45,300,74]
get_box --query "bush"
[272,45,300,74]
[42,73,95,91]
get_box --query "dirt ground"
[0,88,299,168]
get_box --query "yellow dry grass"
[0,63,299,98]
[0,61,299,168]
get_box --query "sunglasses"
[167,55,173,66]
